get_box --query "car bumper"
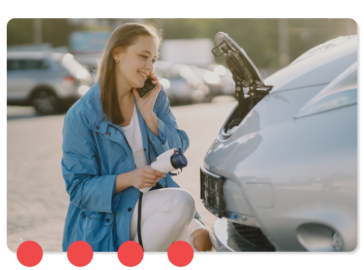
[210,218,276,252]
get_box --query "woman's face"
[114,35,158,90]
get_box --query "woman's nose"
[145,60,154,70]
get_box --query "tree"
[7,19,83,49]
[7,19,34,45]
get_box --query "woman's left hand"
[132,72,161,119]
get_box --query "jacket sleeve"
[61,115,117,213]
[146,86,190,155]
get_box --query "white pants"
[129,188,205,252]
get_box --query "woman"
[61,23,213,252]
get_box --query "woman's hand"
[129,165,166,189]
[132,72,161,119]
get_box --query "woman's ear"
[112,46,124,61]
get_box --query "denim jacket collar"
[87,82,150,157]
[88,82,143,135]
[86,82,111,134]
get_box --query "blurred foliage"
[82,25,111,31]
[7,19,34,45]
[7,19,83,48]
[8,18,356,68]
[148,19,356,67]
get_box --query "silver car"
[155,61,208,105]
[7,52,92,114]
[201,33,357,252]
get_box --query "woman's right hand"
[129,165,166,189]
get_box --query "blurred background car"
[72,54,100,84]
[190,65,235,98]
[7,52,92,114]
[154,61,203,105]
[188,65,223,99]
[207,64,236,96]
[201,34,357,252]
[154,61,236,105]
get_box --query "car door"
[7,59,49,102]
[7,59,30,101]
[6,59,32,101]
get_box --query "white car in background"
[201,33,357,252]
[7,52,92,114]
[155,61,207,105]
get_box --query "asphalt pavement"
[7,97,237,252]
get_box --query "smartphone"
[136,77,157,98]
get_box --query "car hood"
[212,32,272,93]
[212,34,357,94]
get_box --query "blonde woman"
[61,23,213,252]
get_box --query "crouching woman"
[61,23,213,252]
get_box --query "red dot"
[17,241,43,267]
[168,241,194,267]
[118,241,144,267]
[67,241,93,267]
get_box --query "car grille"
[232,223,275,251]
[200,167,226,218]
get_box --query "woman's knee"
[163,189,195,217]
[191,228,213,251]
[174,189,195,211]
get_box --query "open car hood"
[213,32,272,93]
[211,32,273,134]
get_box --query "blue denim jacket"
[61,82,203,252]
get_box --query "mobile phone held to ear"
[136,77,157,98]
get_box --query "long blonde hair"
[98,23,162,124]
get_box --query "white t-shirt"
[121,105,148,169]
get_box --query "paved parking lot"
[7,97,236,252]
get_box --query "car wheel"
[57,101,72,114]
[31,89,59,115]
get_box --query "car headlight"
[295,62,357,118]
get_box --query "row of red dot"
[17,240,194,267]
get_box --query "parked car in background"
[73,54,101,84]
[154,61,208,105]
[7,52,92,114]
[208,64,236,96]
[191,66,224,100]
[201,33,357,252]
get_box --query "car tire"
[31,89,59,115]
[57,106,69,114]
